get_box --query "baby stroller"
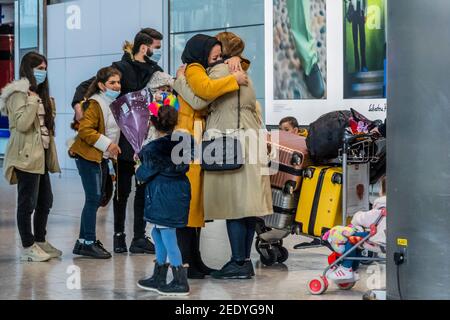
[307,207,387,295]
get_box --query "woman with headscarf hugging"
[173,34,249,279]
[174,32,273,280]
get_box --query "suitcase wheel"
[337,282,356,290]
[291,152,303,166]
[276,246,289,264]
[308,276,329,295]
[260,248,277,266]
[283,181,296,194]
[304,167,315,179]
[332,173,343,184]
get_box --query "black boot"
[129,237,155,254]
[177,228,206,279]
[137,262,169,292]
[157,266,190,296]
[113,233,128,253]
[193,228,217,275]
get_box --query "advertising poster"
[344,0,387,99]
[265,0,387,126]
[273,0,327,100]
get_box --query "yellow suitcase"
[295,166,344,237]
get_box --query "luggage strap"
[308,167,328,236]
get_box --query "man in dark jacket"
[71,28,163,255]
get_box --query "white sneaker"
[21,243,51,262]
[36,241,63,258]
[327,266,355,283]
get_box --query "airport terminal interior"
[0,0,448,302]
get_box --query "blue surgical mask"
[149,49,162,63]
[34,69,47,85]
[103,88,120,101]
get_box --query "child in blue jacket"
[136,105,193,296]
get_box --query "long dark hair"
[85,67,122,99]
[19,52,54,133]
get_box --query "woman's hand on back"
[232,70,248,86]
[176,64,187,79]
[225,56,243,72]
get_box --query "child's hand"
[154,92,163,102]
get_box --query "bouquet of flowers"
[109,89,152,155]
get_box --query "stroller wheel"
[308,276,328,295]
[260,248,277,266]
[337,282,356,290]
[276,246,289,263]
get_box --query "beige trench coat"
[176,64,273,220]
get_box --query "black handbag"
[201,90,243,171]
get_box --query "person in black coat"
[71,28,163,254]
[136,105,194,296]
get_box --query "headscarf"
[181,34,222,69]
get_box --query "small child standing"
[136,104,192,296]
[145,71,179,144]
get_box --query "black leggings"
[16,168,53,248]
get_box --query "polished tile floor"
[0,171,385,300]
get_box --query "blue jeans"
[76,157,103,242]
[152,227,183,267]
[342,232,370,270]
[226,218,257,262]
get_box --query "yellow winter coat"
[175,63,239,227]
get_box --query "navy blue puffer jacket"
[136,132,194,228]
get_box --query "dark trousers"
[76,157,103,242]
[351,13,367,72]
[177,227,201,266]
[226,218,257,262]
[113,159,146,239]
[16,168,53,248]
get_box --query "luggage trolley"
[255,131,381,266]
[306,132,387,295]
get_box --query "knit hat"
[148,71,174,94]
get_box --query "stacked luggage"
[256,110,381,266]
[255,131,310,266]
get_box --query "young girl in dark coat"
[136,105,193,296]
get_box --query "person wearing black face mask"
[174,32,272,280]
[70,28,164,255]
[170,34,249,280]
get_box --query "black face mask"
[209,59,224,68]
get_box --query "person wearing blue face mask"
[71,28,164,255]
[69,67,123,259]
[1,52,61,262]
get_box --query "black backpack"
[306,110,353,163]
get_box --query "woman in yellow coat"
[173,34,249,279]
